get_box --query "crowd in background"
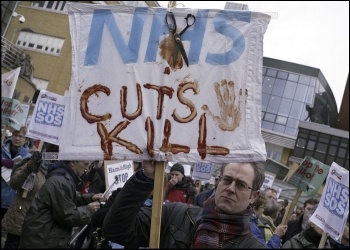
[1,126,349,249]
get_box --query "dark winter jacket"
[282,213,304,244]
[20,161,95,249]
[102,171,267,249]
[195,188,215,207]
[1,160,48,236]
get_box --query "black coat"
[282,214,304,244]
[102,172,267,249]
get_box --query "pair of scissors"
[165,12,196,67]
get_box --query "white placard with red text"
[59,2,270,162]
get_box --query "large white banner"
[1,67,21,98]
[60,3,270,162]
[27,90,66,145]
[309,162,349,243]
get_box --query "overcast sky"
[158,1,349,111]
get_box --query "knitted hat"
[170,163,184,175]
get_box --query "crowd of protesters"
[1,126,349,249]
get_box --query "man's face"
[265,190,277,201]
[11,132,26,148]
[214,163,258,214]
[170,171,183,182]
[71,161,90,177]
[303,203,316,218]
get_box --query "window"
[263,77,276,95]
[278,99,292,116]
[266,69,277,77]
[272,79,287,97]
[277,71,288,80]
[267,96,281,113]
[32,1,67,12]
[264,113,276,122]
[16,31,64,56]
[288,73,299,82]
[283,81,297,99]
[294,84,308,102]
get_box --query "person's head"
[11,126,27,149]
[69,160,90,177]
[214,175,220,189]
[215,161,265,214]
[261,187,278,201]
[170,163,185,182]
[278,198,288,211]
[252,193,267,218]
[290,212,297,221]
[263,199,280,220]
[303,198,319,220]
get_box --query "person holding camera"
[19,159,104,249]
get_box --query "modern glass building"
[262,57,338,138]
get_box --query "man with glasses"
[103,161,267,248]
[1,126,32,221]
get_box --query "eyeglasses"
[218,176,252,191]
[12,134,25,139]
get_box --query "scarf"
[192,196,252,248]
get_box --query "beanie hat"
[170,163,184,175]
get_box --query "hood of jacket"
[46,161,81,186]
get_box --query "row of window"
[16,31,64,55]
[32,1,67,12]
[262,76,316,104]
[294,128,349,169]
[263,68,317,86]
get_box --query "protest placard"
[192,162,213,181]
[286,156,330,197]
[309,162,349,243]
[26,90,66,145]
[1,97,29,131]
[260,171,276,191]
[1,67,21,98]
[59,3,270,163]
[104,160,134,198]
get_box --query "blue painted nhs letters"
[84,8,251,66]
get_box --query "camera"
[19,16,25,23]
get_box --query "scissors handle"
[179,14,196,36]
[166,12,176,33]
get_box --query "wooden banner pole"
[281,189,302,225]
[318,232,327,249]
[149,161,166,248]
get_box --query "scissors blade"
[173,43,178,68]
[176,40,189,67]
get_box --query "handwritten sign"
[104,160,134,197]
[1,97,28,130]
[287,156,330,197]
[59,3,270,162]
[310,162,349,243]
[260,171,276,191]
